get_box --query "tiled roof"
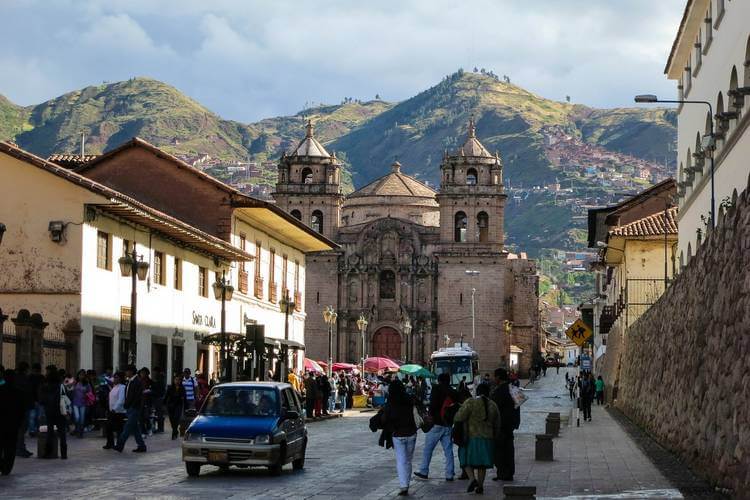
[47,154,99,169]
[348,161,437,199]
[289,121,330,158]
[609,206,678,237]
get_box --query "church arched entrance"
[372,327,401,360]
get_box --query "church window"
[454,211,468,242]
[379,270,396,299]
[477,212,489,242]
[291,209,302,221]
[466,168,478,185]
[311,210,323,233]
[302,167,313,184]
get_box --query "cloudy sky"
[1,0,685,122]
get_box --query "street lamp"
[279,290,296,381]
[212,270,234,381]
[465,270,480,345]
[401,317,412,362]
[322,306,337,377]
[634,94,715,227]
[356,313,368,374]
[118,248,150,365]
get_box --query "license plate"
[208,451,229,462]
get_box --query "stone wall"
[612,182,750,495]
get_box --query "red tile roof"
[609,206,678,237]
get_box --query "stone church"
[273,120,539,374]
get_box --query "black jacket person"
[490,367,519,481]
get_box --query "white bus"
[429,344,479,389]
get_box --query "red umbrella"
[304,358,324,373]
[317,360,328,370]
[364,357,400,373]
[332,362,357,372]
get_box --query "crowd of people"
[370,368,521,496]
[566,371,605,422]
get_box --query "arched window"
[291,209,302,221]
[685,148,692,181]
[729,66,740,118]
[379,270,395,299]
[301,167,313,184]
[454,211,467,242]
[466,168,478,185]
[477,211,489,242]
[311,210,323,233]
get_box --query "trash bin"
[37,428,57,459]
[545,412,560,437]
[535,434,553,461]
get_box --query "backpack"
[440,396,459,426]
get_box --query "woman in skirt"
[454,383,500,494]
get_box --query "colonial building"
[0,139,335,377]
[274,121,540,374]
[665,0,750,263]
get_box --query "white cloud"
[0,0,686,121]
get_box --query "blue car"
[182,382,307,477]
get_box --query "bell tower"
[273,121,344,241]
[436,119,506,252]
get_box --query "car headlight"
[184,432,203,441]
[254,434,271,444]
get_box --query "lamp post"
[465,270,480,345]
[356,313,368,374]
[634,94,715,227]
[279,290,296,380]
[322,306,337,378]
[212,270,234,382]
[401,317,412,362]
[118,248,150,366]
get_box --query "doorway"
[171,344,184,376]
[152,342,168,373]
[196,348,209,377]
[372,327,402,360]
[93,334,112,374]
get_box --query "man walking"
[414,373,458,481]
[181,368,196,410]
[151,367,166,433]
[114,365,146,453]
[491,368,519,482]
[0,367,25,475]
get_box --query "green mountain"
[0,72,676,255]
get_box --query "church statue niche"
[379,270,396,299]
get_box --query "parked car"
[182,382,307,477]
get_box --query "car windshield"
[200,387,279,417]
[432,357,473,386]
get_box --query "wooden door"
[372,327,401,360]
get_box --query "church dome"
[457,118,492,158]
[288,121,331,158]
[342,161,439,227]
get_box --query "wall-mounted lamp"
[48,221,66,243]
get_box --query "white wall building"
[666,0,750,263]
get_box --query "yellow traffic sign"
[566,319,592,346]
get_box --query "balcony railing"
[269,282,278,304]
[600,278,666,333]
[254,276,264,300]
[238,270,249,294]
[294,291,302,312]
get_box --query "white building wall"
[673,0,750,261]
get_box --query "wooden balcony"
[238,270,249,294]
[254,276,264,300]
[269,282,278,304]
[294,291,302,312]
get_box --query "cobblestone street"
[1,369,694,499]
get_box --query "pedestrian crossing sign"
[566,318,593,346]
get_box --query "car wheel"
[293,441,307,470]
[268,463,283,476]
[269,442,286,476]
[186,462,201,477]
[219,465,230,473]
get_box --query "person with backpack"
[114,365,146,453]
[70,369,94,438]
[40,365,68,459]
[382,379,418,497]
[454,383,499,495]
[103,372,126,449]
[579,372,594,421]
[414,372,458,482]
[491,367,520,482]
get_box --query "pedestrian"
[40,365,67,460]
[151,367,166,433]
[114,364,147,453]
[14,362,33,458]
[319,375,331,416]
[491,367,520,482]
[302,373,315,418]
[181,368,197,410]
[0,367,25,475]
[568,376,576,401]
[71,369,94,438]
[139,367,153,436]
[454,383,499,495]
[382,379,418,496]
[414,372,458,482]
[165,375,186,439]
[579,372,593,422]
[28,363,45,437]
[337,375,348,413]
[103,372,126,449]
[595,375,605,405]
[541,360,547,377]
[195,374,209,410]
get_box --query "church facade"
[273,121,540,374]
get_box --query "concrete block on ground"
[535,434,553,461]
[503,485,537,499]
